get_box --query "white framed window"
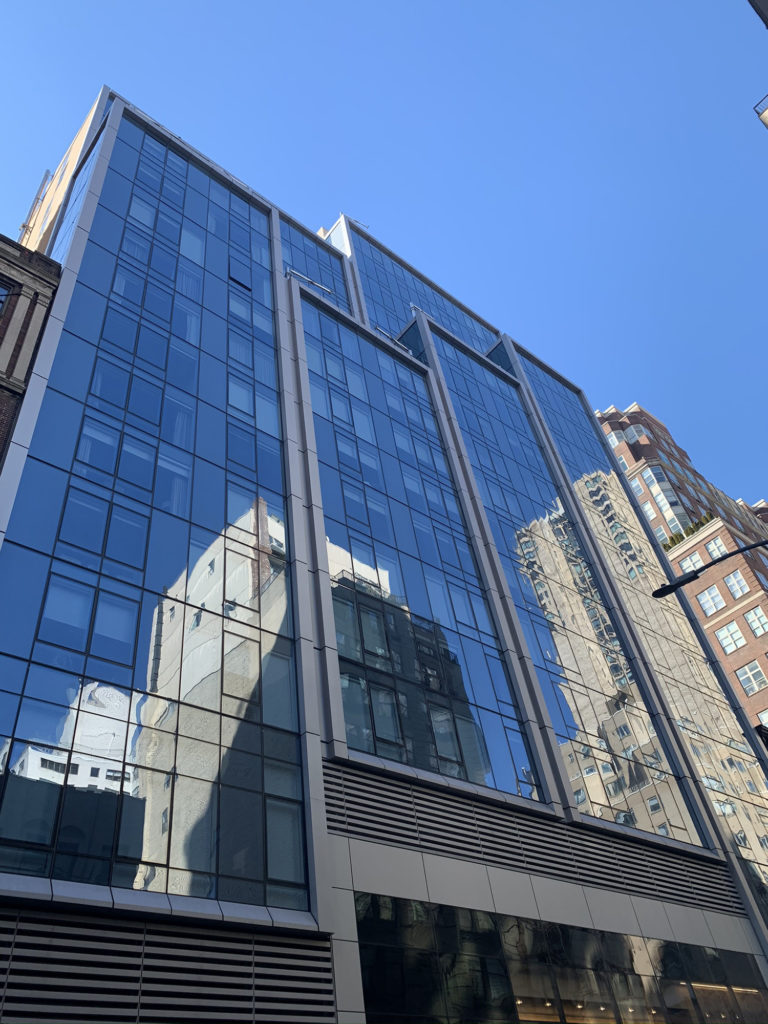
[629,477,643,498]
[648,796,661,814]
[616,455,628,471]
[696,585,726,616]
[715,621,747,654]
[725,570,749,599]
[706,536,728,559]
[641,467,667,487]
[746,607,768,638]
[679,553,704,574]
[759,709,768,727]
[625,425,652,443]
[653,526,667,544]
[642,501,656,522]
[736,660,768,696]
[607,431,625,449]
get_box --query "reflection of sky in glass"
[280,218,349,311]
[434,331,699,844]
[350,228,497,354]
[303,298,538,799]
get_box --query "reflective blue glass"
[0,114,306,911]
[350,228,497,353]
[280,218,349,312]
[433,332,700,843]
[304,298,537,799]
[520,353,768,870]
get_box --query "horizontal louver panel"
[0,908,335,1024]
[324,760,743,916]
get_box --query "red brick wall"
[0,387,20,467]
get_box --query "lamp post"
[652,539,768,598]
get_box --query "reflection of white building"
[125,498,291,889]
[10,680,130,791]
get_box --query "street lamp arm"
[652,538,768,599]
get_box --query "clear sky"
[3,1,767,502]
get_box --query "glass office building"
[2,88,768,1022]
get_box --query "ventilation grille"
[324,760,744,917]
[0,908,335,1023]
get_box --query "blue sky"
[3,1,767,501]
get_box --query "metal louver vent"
[324,760,744,917]
[0,908,335,1023]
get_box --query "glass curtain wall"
[350,228,496,353]
[430,332,699,845]
[356,893,768,1024]
[520,353,768,907]
[280,219,349,312]
[0,114,307,909]
[301,298,537,797]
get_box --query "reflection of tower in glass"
[329,536,518,789]
[515,495,697,840]
[576,467,768,873]
[127,496,292,891]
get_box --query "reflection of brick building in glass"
[598,404,768,729]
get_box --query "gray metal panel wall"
[324,759,744,917]
[0,907,335,1024]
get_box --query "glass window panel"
[117,766,171,865]
[333,592,362,662]
[39,577,94,649]
[370,686,401,744]
[77,419,119,473]
[168,775,216,873]
[60,489,109,553]
[265,797,304,884]
[261,639,296,729]
[341,673,374,753]
[223,631,260,703]
[92,592,139,664]
[219,787,263,879]
[0,742,64,844]
[179,609,221,711]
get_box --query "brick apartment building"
[0,234,60,466]
[597,403,768,728]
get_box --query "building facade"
[0,234,60,467]
[3,89,768,1022]
[597,404,768,729]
